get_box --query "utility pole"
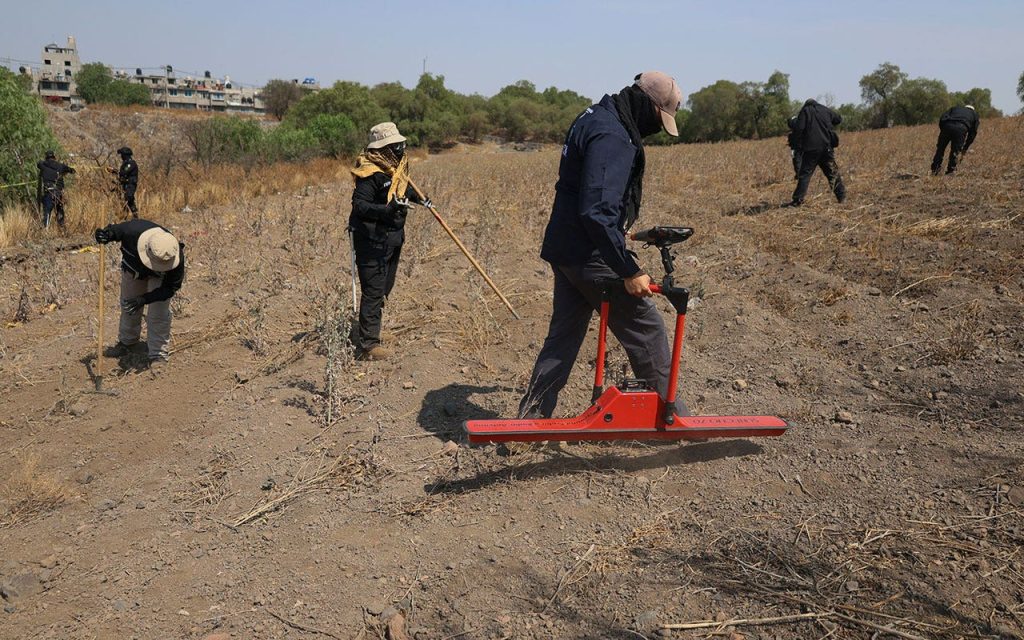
[164,65,171,108]
[422,57,427,76]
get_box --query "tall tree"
[261,79,304,120]
[686,80,743,142]
[890,77,949,126]
[859,62,907,128]
[1017,71,1024,108]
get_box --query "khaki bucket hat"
[635,71,683,136]
[137,227,180,272]
[367,122,407,149]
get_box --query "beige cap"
[366,122,407,149]
[137,227,180,272]
[635,71,683,136]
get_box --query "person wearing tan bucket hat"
[518,71,684,420]
[94,219,185,371]
[347,122,431,361]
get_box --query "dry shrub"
[1,453,71,527]
[0,157,343,248]
[927,301,984,364]
[819,285,849,306]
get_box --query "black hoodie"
[791,99,842,152]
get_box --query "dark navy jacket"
[539,95,641,279]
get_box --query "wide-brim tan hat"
[138,227,180,272]
[636,71,683,136]
[367,122,407,149]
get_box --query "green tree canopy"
[0,68,61,204]
[949,88,1001,118]
[890,77,949,126]
[285,81,387,136]
[686,80,743,142]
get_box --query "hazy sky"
[2,0,1022,112]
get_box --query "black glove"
[94,228,114,244]
[383,198,409,225]
[421,196,433,209]
[121,296,145,314]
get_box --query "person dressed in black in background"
[787,99,846,207]
[347,122,430,361]
[106,147,139,218]
[931,105,979,175]
[36,150,76,229]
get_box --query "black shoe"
[781,201,802,208]
[104,342,134,357]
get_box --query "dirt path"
[1,119,1022,639]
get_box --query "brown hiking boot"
[359,345,392,361]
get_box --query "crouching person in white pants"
[94,219,185,372]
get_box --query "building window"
[152,78,159,84]
[64,60,71,66]
[184,90,194,97]
[65,70,71,77]
[44,59,51,65]
[169,89,178,96]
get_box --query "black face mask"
[387,142,406,162]
[636,97,663,138]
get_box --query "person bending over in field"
[518,71,683,419]
[931,105,979,176]
[347,122,430,361]
[94,219,185,372]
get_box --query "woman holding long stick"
[347,122,430,361]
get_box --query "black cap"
[117,146,133,156]
[45,150,55,158]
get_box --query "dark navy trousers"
[519,257,672,419]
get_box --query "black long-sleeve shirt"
[348,172,420,246]
[37,158,75,191]
[939,106,980,152]
[118,157,139,188]
[102,219,185,303]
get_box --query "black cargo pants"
[519,257,672,419]
[352,235,402,351]
[931,123,968,175]
[792,148,846,205]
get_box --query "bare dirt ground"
[1,114,1022,639]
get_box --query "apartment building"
[116,67,265,114]
[19,36,269,113]
[33,36,83,104]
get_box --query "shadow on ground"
[427,439,763,494]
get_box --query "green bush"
[0,68,61,204]
[263,125,318,162]
[184,116,263,166]
[306,113,360,158]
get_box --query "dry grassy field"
[0,109,1021,639]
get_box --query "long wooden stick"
[96,242,105,390]
[406,178,519,320]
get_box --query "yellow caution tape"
[73,246,100,254]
